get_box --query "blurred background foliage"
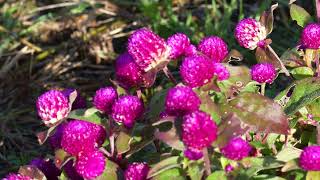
[0,0,314,176]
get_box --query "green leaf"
[259,3,278,34]
[147,88,169,120]
[115,131,132,155]
[280,47,304,68]
[67,108,103,125]
[253,174,286,180]
[306,99,320,118]
[306,171,320,180]
[96,158,122,180]
[291,67,314,80]
[154,117,185,150]
[279,77,320,115]
[70,2,90,14]
[36,126,57,145]
[54,149,73,169]
[206,171,227,180]
[240,157,284,177]
[198,92,221,124]
[281,159,300,172]
[276,146,302,162]
[217,65,251,98]
[147,156,181,179]
[151,168,185,180]
[187,162,204,180]
[224,92,289,135]
[290,4,312,27]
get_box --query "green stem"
[261,83,266,96]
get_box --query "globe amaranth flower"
[75,150,106,179]
[184,44,197,57]
[111,95,144,128]
[299,146,320,171]
[2,173,31,180]
[30,158,61,180]
[221,137,252,161]
[225,164,234,173]
[115,53,143,89]
[182,111,218,150]
[250,63,276,84]
[61,120,106,156]
[213,63,230,81]
[49,123,66,150]
[235,18,267,50]
[165,86,201,116]
[184,148,203,160]
[300,23,320,49]
[36,90,70,126]
[198,36,228,63]
[167,33,191,59]
[124,162,149,180]
[64,160,83,180]
[180,55,215,88]
[93,87,118,114]
[127,28,170,72]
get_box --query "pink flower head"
[250,63,276,84]
[115,53,143,89]
[62,88,86,110]
[213,63,230,81]
[111,95,144,128]
[61,120,106,156]
[36,90,70,126]
[235,18,267,50]
[93,87,118,114]
[184,148,203,160]
[225,164,234,173]
[75,150,106,179]
[184,44,197,57]
[124,162,149,180]
[30,158,61,180]
[165,86,201,116]
[299,146,320,171]
[2,174,31,180]
[180,55,215,88]
[182,111,218,150]
[221,137,252,160]
[127,28,170,72]
[300,23,320,49]
[198,36,228,62]
[167,33,191,59]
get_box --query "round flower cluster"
[250,63,276,84]
[221,137,252,160]
[299,146,320,171]
[124,162,150,180]
[300,23,320,49]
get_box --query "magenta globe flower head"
[165,86,201,116]
[198,36,228,63]
[235,18,267,50]
[93,87,118,114]
[75,150,106,179]
[213,63,230,81]
[300,23,320,49]
[250,63,276,84]
[36,90,70,126]
[124,162,149,180]
[167,33,191,59]
[184,44,197,57]
[30,158,61,180]
[49,123,66,150]
[225,164,234,173]
[127,28,170,72]
[62,89,86,110]
[182,111,218,150]
[64,160,83,180]
[299,146,320,171]
[180,55,215,88]
[2,173,31,180]
[115,53,143,89]
[184,148,203,160]
[111,95,144,128]
[61,120,106,156]
[221,137,252,161]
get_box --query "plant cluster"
[3,2,320,180]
